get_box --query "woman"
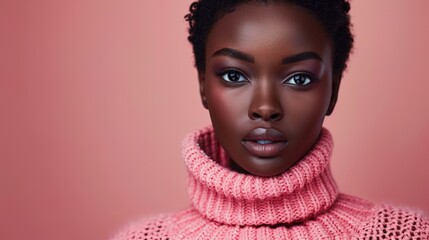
[113,0,429,239]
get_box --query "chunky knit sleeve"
[357,204,429,239]
[111,214,173,240]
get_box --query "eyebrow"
[281,52,322,64]
[212,48,322,65]
[212,48,255,63]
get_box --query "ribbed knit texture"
[184,126,338,226]
[112,126,429,240]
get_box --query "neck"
[229,159,250,174]
[182,126,338,226]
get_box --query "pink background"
[1,1,428,239]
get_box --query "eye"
[283,72,314,86]
[217,69,247,83]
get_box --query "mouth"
[242,128,288,158]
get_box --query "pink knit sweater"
[113,127,429,239]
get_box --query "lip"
[242,128,288,157]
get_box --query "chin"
[241,156,297,177]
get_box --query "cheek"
[205,80,250,127]
[283,84,331,128]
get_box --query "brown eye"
[219,70,247,83]
[283,73,313,86]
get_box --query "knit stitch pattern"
[112,126,429,240]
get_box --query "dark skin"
[198,2,341,177]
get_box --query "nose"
[248,83,283,122]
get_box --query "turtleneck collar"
[182,126,338,226]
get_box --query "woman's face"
[199,2,338,177]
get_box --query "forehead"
[206,2,332,62]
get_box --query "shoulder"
[357,203,429,239]
[110,213,176,240]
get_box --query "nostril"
[270,113,281,120]
[252,112,261,119]
[250,111,282,121]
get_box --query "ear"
[198,71,208,109]
[326,72,342,116]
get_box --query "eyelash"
[282,72,316,88]
[216,68,316,87]
[216,68,248,84]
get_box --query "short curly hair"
[185,0,353,77]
